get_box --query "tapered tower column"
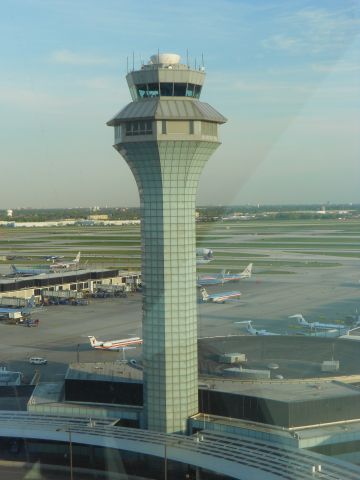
[107,53,226,433]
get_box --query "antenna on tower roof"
[132,51,135,71]
[186,49,189,68]
[126,56,129,74]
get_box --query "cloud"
[50,49,113,66]
[262,6,360,54]
[0,85,63,109]
[312,61,360,74]
[262,35,300,51]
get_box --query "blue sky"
[0,0,359,207]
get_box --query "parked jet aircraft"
[88,335,143,351]
[11,265,50,276]
[0,296,36,318]
[235,320,280,336]
[289,314,348,332]
[50,252,81,270]
[200,288,241,303]
[197,273,225,286]
[222,263,253,281]
[197,264,253,286]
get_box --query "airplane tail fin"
[241,263,253,278]
[74,252,81,263]
[289,314,307,326]
[88,336,97,347]
[10,265,17,274]
[200,288,209,301]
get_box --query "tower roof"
[107,98,227,126]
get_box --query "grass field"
[0,219,359,271]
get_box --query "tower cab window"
[135,83,202,99]
[173,83,187,96]
[160,83,173,96]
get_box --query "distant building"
[88,214,109,221]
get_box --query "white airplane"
[88,335,143,351]
[197,264,253,286]
[50,252,81,270]
[200,287,241,303]
[289,314,348,332]
[222,263,253,281]
[235,320,280,336]
[11,265,50,276]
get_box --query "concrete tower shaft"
[107,54,226,433]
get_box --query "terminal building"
[0,268,141,301]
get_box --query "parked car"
[29,357,47,365]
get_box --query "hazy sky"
[0,0,359,208]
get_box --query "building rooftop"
[198,377,360,403]
[66,362,143,383]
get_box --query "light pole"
[164,438,167,480]
[56,427,73,480]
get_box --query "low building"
[0,268,141,300]
[0,366,22,386]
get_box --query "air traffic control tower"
[107,53,226,433]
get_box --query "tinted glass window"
[173,83,187,96]
[148,83,159,97]
[186,84,195,97]
[136,84,148,98]
[194,85,202,99]
[160,83,173,96]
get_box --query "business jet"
[200,288,241,303]
[235,320,280,336]
[88,335,143,351]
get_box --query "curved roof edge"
[107,99,227,126]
